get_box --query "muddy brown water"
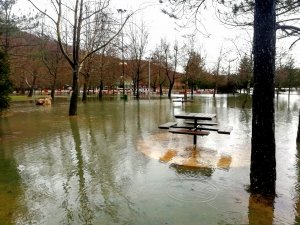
[0,94,299,225]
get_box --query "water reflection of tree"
[73,107,137,224]
[248,194,274,225]
[293,144,300,224]
[0,150,23,224]
[69,118,94,224]
[0,119,23,224]
[136,100,141,131]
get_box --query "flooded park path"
[0,94,299,225]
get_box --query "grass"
[9,95,49,102]
[9,95,69,102]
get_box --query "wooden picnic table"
[175,112,216,121]
[159,112,232,146]
[174,113,216,145]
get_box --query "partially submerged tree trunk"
[50,84,55,99]
[297,110,300,143]
[250,0,276,196]
[82,81,88,102]
[159,83,163,96]
[27,74,37,97]
[98,80,103,99]
[69,65,79,116]
[168,82,174,98]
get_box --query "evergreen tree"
[161,0,277,196]
[0,48,12,113]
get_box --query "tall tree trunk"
[69,65,79,116]
[82,82,88,102]
[250,0,276,196]
[297,110,300,142]
[51,87,55,99]
[28,75,37,97]
[159,84,163,96]
[184,80,187,100]
[51,77,57,99]
[98,80,103,99]
[136,76,140,99]
[213,80,218,98]
[82,73,90,102]
[168,82,174,98]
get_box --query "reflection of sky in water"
[0,93,299,225]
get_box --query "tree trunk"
[250,0,276,196]
[82,82,88,102]
[98,80,103,99]
[168,82,174,98]
[69,65,79,116]
[28,75,37,97]
[213,81,217,98]
[51,78,57,99]
[51,87,55,99]
[136,77,140,99]
[82,73,90,102]
[159,84,163,96]
[184,80,187,100]
[297,110,300,142]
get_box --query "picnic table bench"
[172,97,193,103]
[169,128,210,136]
[158,122,178,129]
[158,112,233,145]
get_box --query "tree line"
[2,24,299,106]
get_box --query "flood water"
[0,93,299,225]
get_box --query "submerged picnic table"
[159,112,233,145]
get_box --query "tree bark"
[51,87,55,99]
[50,72,57,100]
[297,110,300,142]
[28,75,37,98]
[98,80,103,99]
[168,82,174,98]
[250,0,276,196]
[82,82,88,102]
[159,84,163,96]
[69,65,79,116]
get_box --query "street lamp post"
[117,9,126,99]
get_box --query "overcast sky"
[110,0,247,70]
[113,0,300,71]
[17,0,300,71]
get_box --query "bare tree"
[212,47,224,98]
[127,20,149,99]
[152,43,166,96]
[161,39,179,98]
[28,0,132,115]
[41,42,65,99]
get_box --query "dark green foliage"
[0,49,12,112]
